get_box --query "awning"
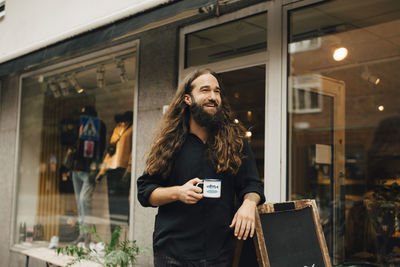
[0,0,216,77]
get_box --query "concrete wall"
[0,0,170,64]
[0,74,20,266]
[133,24,178,266]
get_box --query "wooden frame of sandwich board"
[233,199,332,267]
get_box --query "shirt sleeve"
[235,138,266,204]
[137,172,165,207]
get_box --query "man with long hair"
[137,69,265,266]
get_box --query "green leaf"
[108,226,121,253]
[57,224,140,266]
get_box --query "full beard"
[190,101,224,132]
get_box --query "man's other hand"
[178,178,204,204]
[229,193,259,240]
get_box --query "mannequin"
[97,111,133,234]
[61,106,106,244]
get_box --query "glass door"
[288,74,346,264]
[219,65,266,181]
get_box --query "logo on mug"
[196,179,222,198]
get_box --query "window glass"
[15,46,136,248]
[185,12,267,68]
[288,0,400,264]
[220,65,265,181]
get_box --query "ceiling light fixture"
[333,47,348,61]
[116,60,127,83]
[68,74,84,94]
[361,66,380,85]
[48,79,61,98]
[96,65,105,88]
[58,77,70,96]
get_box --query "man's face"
[185,73,222,114]
[184,73,224,130]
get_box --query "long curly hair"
[145,69,246,179]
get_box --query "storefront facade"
[1,0,400,266]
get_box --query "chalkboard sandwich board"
[252,199,331,267]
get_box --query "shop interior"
[288,0,400,264]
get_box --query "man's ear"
[184,94,192,106]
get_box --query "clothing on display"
[98,110,133,234]
[60,106,106,244]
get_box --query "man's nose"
[208,91,217,101]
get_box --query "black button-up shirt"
[137,134,265,260]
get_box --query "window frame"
[179,2,269,80]
[179,2,284,202]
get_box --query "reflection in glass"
[185,12,267,68]
[220,65,265,182]
[288,0,400,265]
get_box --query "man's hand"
[229,193,260,240]
[149,178,204,206]
[178,178,204,204]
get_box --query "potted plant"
[57,225,139,267]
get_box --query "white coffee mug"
[195,179,222,198]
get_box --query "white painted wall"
[0,0,170,64]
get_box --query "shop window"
[219,65,266,182]
[181,4,267,184]
[14,42,137,248]
[288,0,400,265]
[180,4,268,184]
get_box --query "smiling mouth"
[203,103,218,108]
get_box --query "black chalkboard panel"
[232,200,331,267]
[260,206,325,267]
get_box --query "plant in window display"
[57,225,140,267]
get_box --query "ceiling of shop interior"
[291,15,400,128]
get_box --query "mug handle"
[194,182,204,191]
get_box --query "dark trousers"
[154,252,233,267]
[106,168,130,234]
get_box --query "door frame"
[288,74,346,263]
